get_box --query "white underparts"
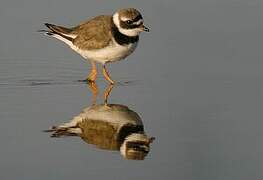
[49,32,138,64]
[74,41,137,64]
[50,34,72,46]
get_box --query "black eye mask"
[126,141,149,153]
[120,20,142,29]
[120,14,143,29]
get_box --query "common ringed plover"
[44,83,155,160]
[40,8,149,84]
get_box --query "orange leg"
[102,64,115,84]
[87,81,99,105]
[104,84,114,105]
[86,61,97,82]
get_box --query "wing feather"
[72,15,113,50]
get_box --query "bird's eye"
[126,20,132,24]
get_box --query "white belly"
[51,34,138,64]
[72,40,138,64]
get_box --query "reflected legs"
[87,81,99,105]
[104,84,114,105]
[87,81,114,105]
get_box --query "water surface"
[1,0,263,179]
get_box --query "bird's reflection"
[45,82,155,160]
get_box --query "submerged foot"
[78,78,96,83]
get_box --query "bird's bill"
[140,25,150,32]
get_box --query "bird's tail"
[43,125,81,138]
[44,23,73,35]
[38,23,77,45]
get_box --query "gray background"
[1,0,263,179]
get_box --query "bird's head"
[113,8,150,37]
[120,133,155,160]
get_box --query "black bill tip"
[143,25,150,32]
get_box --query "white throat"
[113,13,142,37]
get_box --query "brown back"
[72,15,113,50]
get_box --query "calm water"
[1,0,263,179]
